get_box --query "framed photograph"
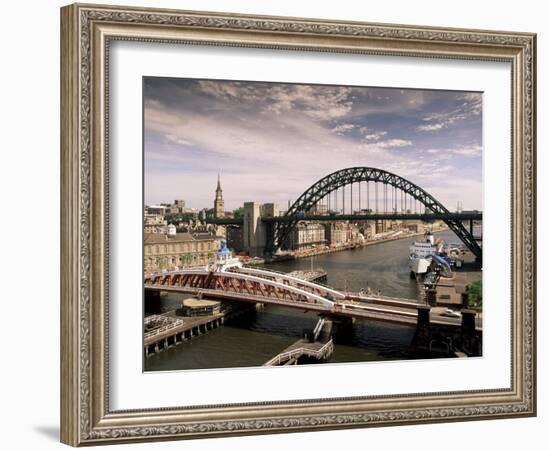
[60,3,536,446]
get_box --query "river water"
[144,230,462,372]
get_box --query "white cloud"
[417,92,482,132]
[364,131,388,141]
[417,123,445,132]
[377,139,412,148]
[454,145,482,157]
[358,127,388,141]
[424,145,482,158]
[265,84,353,120]
[166,134,193,146]
[331,123,356,135]
[460,92,482,115]
[197,80,259,100]
[198,82,355,122]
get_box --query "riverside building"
[144,232,220,272]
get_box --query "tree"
[468,279,482,308]
[179,253,192,266]
[233,207,244,219]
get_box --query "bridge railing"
[240,265,338,291]
[345,291,421,305]
[144,266,208,281]
[241,264,286,275]
[171,287,334,311]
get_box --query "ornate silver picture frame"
[60,3,536,446]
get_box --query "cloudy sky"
[144,77,482,211]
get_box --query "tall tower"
[214,173,225,218]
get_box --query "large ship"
[408,232,443,277]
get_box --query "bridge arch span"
[272,167,482,259]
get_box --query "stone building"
[324,222,346,245]
[174,199,186,211]
[360,221,377,239]
[404,220,423,233]
[144,232,220,272]
[324,221,361,245]
[146,205,166,216]
[144,214,167,234]
[289,222,326,250]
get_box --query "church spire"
[214,173,225,218]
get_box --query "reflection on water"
[145,231,460,371]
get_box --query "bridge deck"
[144,267,482,329]
[206,212,482,225]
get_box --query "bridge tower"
[243,202,266,257]
[243,202,279,256]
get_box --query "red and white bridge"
[144,247,429,325]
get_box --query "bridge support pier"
[459,309,481,355]
[315,319,333,342]
[144,289,161,314]
[329,317,355,344]
[413,305,432,348]
[425,289,437,307]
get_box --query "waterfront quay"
[265,227,447,263]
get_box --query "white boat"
[410,257,432,275]
[409,232,442,276]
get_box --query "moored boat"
[408,232,441,277]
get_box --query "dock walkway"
[287,269,327,283]
[144,312,224,356]
[264,339,334,366]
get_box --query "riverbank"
[267,227,448,263]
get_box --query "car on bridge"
[439,308,462,319]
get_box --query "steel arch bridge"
[268,167,482,259]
